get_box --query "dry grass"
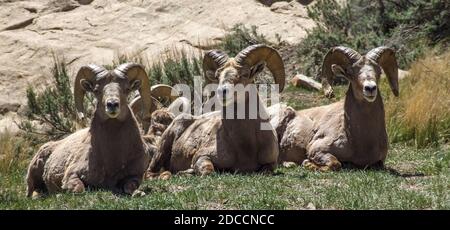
[0,131,35,174]
[384,51,450,148]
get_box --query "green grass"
[0,144,448,210]
[281,84,347,110]
[2,70,448,210]
[1,16,449,210]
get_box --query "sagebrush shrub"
[296,0,449,80]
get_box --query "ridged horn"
[366,46,399,96]
[202,50,229,84]
[114,63,152,131]
[234,44,285,92]
[74,64,108,126]
[321,46,362,98]
[150,84,179,102]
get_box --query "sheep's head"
[321,46,399,102]
[129,84,179,132]
[148,109,175,136]
[203,44,285,106]
[74,63,152,124]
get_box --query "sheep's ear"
[80,79,94,92]
[331,64,347,79]
[130,79,141,91]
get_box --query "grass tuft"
[384,51,450,148]
[0,131,35,174]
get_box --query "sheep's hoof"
[319,166,332,172]
[131,190,146,198]
[302,159,320,171]
[158,171,172,180]
[66,180,86,193]
[303,160,339,172]
[198,163,214,177]
[31,191,43,200]
[145,172,160,180]
[325,157,342,171]
[123,181,139,195]
[282,161,298,168]
[176,169,195,177]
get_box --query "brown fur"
[270,48,398,171]
[148,44,285,176]
[271,86,388,170]
[26,67,153,197]
[149,97,279,176]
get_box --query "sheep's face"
[332,59,382,102]
[81,76,141,121]
[215,60,263,106]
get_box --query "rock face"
[0,0,314,132]
[290,74,322,91]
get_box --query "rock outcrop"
[0,0,315,132]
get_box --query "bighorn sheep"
[26,63,154,197]
[148,44,285,176]
[269,46,398,171]
[130,84,180,132]
[141,96,191,147]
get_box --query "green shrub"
[218,24,273,57]
[21,48,203,142]
[20,56,93,142]
[296,0,449,80]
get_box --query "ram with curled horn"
[130,84,191,147]
[269,46,399,171]
[148,44,285,177]
[26,63,156,197]
[129,84,186,131]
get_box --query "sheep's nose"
[106,100,120,110]
[364,85,377,93]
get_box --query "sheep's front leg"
[62,173,86,193]
[281,161,298,168]
[303,152,342,172]
[193,156,215,176]
[258,162,277,174]
[146,170,172,180]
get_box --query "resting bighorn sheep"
[130,84,180,132]
[141,96,191,147]
[148,44,285,176]
[270,46,398,171]
[26,63,154,197]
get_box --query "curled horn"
[234,44,286,92]
[150,84,179,102]
[366,46,399,96]
[321,46,362,98]
[74,64,107,126]
[114,63,152,131]
[202,50,229,84]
